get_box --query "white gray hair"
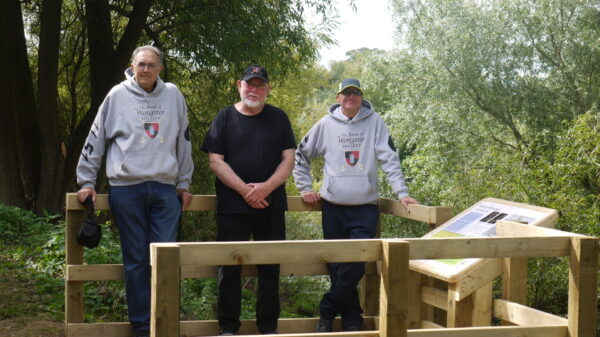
[131,45,163,66]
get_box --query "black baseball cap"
[242,65,269,82]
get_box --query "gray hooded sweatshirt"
[293,100,409,205]
[76,68,193,190]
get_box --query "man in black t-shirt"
[201,65,296,335]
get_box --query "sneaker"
[316,318,332,332]
[219,331,236,336]
[261,331,278,334]
[343,326,361,331]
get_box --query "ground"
[0,318,63,337]
[0,255,63,337]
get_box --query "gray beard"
[242,97,263,108]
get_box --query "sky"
[310,0,397,67]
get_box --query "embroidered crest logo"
[345,151,359,166]
[144,123,160,138]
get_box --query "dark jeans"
[109,182,181,333]
[216,211,286,333]
[319,200,379,329]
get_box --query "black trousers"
[319,200,379,329]
[216,211,286,333]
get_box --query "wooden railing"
[64,194,598,337]
[65,194,451,336]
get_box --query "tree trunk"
[0,0,154,214]
[36,0,65,214]
[0,0,39,209]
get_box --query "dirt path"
[0,317,63,337]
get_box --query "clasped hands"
[243,182,272,209]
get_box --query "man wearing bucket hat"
[202,65,296,335]
[293,78,418,332]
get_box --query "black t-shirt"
[201,104,297,214]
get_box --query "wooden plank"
[67,318,378,336]
[65,194,453,224]
[406,237,571,260]
[179,317,378,335]
[67,322,132,337]
[150,243,180,337]
[67,264,124,281]
[287,196,322,212]
[66,193,109,210]
[452,258,501,301]
[496,220,581,237]
[446,285,472,328]
[66,263,330,281]
[421,285,447,310]
[568,237,598,337]
[377,198,451,225]
[500,257,527,304]
[362,215,382,317]
[407,270,422,329]
[470,282,492,326]
[64,208,85,335]
[379,240,409,337]
[406,325,568,337]
[493,299,567,326]
[496,220,531,326]
[177,240,383,266]
[67,322,379,337]
[186,195,216,211]
[420,320,443,329]
[499,257,527,326]
[361,270,380,317]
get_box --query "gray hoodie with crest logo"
[293,100,409,205]
[76,68,193,190]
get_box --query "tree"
[0,0,338,214]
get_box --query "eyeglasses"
[243,81,269,90]
[135,62,159,70]
[341,90,362,97]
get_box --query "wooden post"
[151,243,181,337]
[471,281,492,326]
[568,237,598,337]
[379,240,409,337]
[500,257,527,325]
[362,214,382,316]
[446,286,473,328]
[64,206,85,335]
[407,270,422,328]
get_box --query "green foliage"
[0,205,64,320]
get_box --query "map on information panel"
[410,198,558,278]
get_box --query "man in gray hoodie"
[75,45,193,337]
[293,78,418,332]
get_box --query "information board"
[409,198,558,281]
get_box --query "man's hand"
[240,183,268,209]
[177,189,192,210]
[301,191,320,205]
[77,187,96,204]
[245,182,272,208]
[400,197,419,212]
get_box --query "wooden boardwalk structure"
[64,194,598,337]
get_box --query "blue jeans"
[319,200,379,329]
[109,182,181,333]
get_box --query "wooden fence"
[64,194,598,337]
